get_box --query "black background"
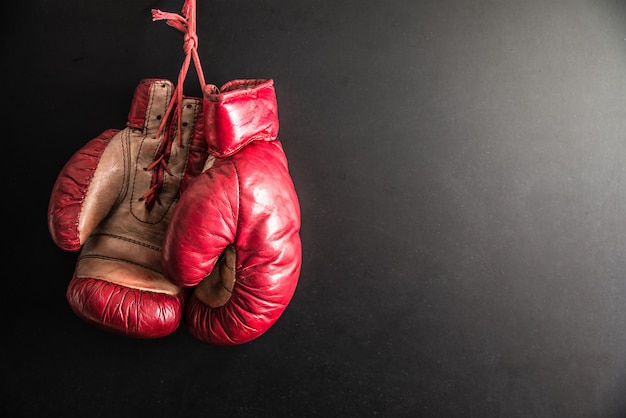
[4,0,626,417]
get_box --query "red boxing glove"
[48,79,209,338]
[162,79,302,345]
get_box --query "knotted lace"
[142,0,206,210]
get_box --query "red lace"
[142,0,206,210]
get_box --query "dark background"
[4,0,626,417]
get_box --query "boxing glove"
[162,79,302,345]
[48,78,209,338]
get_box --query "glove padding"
[162,79,302,345]
[48,78,209,338]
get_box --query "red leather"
[48,79,209,338]
[162,79,302,345]
[204,79,279,157]
[48,129,119,252]
[65,277,187,338]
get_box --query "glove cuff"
[203,79,279,157]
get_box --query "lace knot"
[183,32,198,55]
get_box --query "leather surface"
[203,79,279,157]
[163,79,302,345]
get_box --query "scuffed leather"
[162,79,302,345]
[48,79,209,338]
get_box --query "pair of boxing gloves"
[47,78,301,345]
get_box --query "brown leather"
[193,245,237,307]
[75,80,207,294]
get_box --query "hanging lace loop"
[151,0,206,142]
[142,0,207,211]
